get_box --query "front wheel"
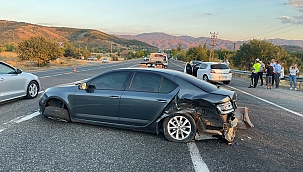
[26,81,39,99]
[163,113,196,143]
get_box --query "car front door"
[119,72,179,127]
[0,63,26,102]
[73,71,130,124]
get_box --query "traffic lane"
[0,115,194,172]
[196,86,303,171]
[30,60,140,77]
[0,98,40,125]
[227,77,303,115]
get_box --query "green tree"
[186,45,208,62]
[135,50,145,58]
[231,39,289,70]
[17,36,63,66]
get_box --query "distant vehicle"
[196,62,232,84]
[143,57,149,61]
[102,58,109,63]
[0,61,41,103]
[87,57,96,61]
[39,68,253,143]
[140,53,168,68]
[183,60,203,77]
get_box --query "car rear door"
[73,71,130,124]
[119,72,179,127]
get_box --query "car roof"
[113,68,187,78]
[202,62,227,65]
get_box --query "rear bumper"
[209,74,232,81]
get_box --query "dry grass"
[0,52,100,71]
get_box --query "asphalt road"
[0,59,302,172]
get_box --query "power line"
[266,25,303,38]
[241,24,296,40]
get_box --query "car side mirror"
[16,69,22,74]
[79,83,87,90]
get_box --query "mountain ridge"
[116,32,303,50]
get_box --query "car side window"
[159,77,178,93]
[0,63,15,74]
[89,72,129,90]
[129,72,162,92]
[200,64,207,69]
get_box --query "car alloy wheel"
[26,81,39,98]
[163,113,196,142]
[203,75,209,81]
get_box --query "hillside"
[0,20,157,52]
[117,32,303,51]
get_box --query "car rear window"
[176,73,217,93]
[211,64,229,69]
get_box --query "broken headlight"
[217,101,234,114]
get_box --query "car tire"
[26,81,39,99]
[43,106,70,122]
[223,81,230,85]
[163,113,196,143]
[203,75,209,82]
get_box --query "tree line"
[168,39,303,73]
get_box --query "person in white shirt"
[289,63,299,91]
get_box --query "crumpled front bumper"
[195,107,253,143]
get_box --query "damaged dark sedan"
[39,68,253,143]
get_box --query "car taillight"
[210,69,215,73]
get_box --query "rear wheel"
[223,81,230,85]
[26,81,39,99]
[203,75,209,82]
[163,113,196,143]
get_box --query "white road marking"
[227,85,303,117]
[0,111,40,133]
[187,142,210,172]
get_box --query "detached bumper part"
[224,107,253,143]
[234,107,254,129]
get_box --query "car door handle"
[109,96,120,99]
[0,78,4,81]
[157,99,167,103]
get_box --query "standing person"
[270,59,276,86]
[249,58,261,88]
[289,63,299,91]
[280,63,285,80]
[274,61,282,88]
[265,62,273,89]
[257,59,265,86]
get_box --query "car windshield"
[211,64,229,69]
[176,72,217,93]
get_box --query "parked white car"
[197,62,232,84]
[0,61,41,103]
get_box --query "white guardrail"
[231,69,303,88]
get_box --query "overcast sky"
[1,0,303,41]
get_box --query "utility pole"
[209,32,218,61]
[233,42,236,58]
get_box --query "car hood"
[210,88,236,102]
[45,84,77,93]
